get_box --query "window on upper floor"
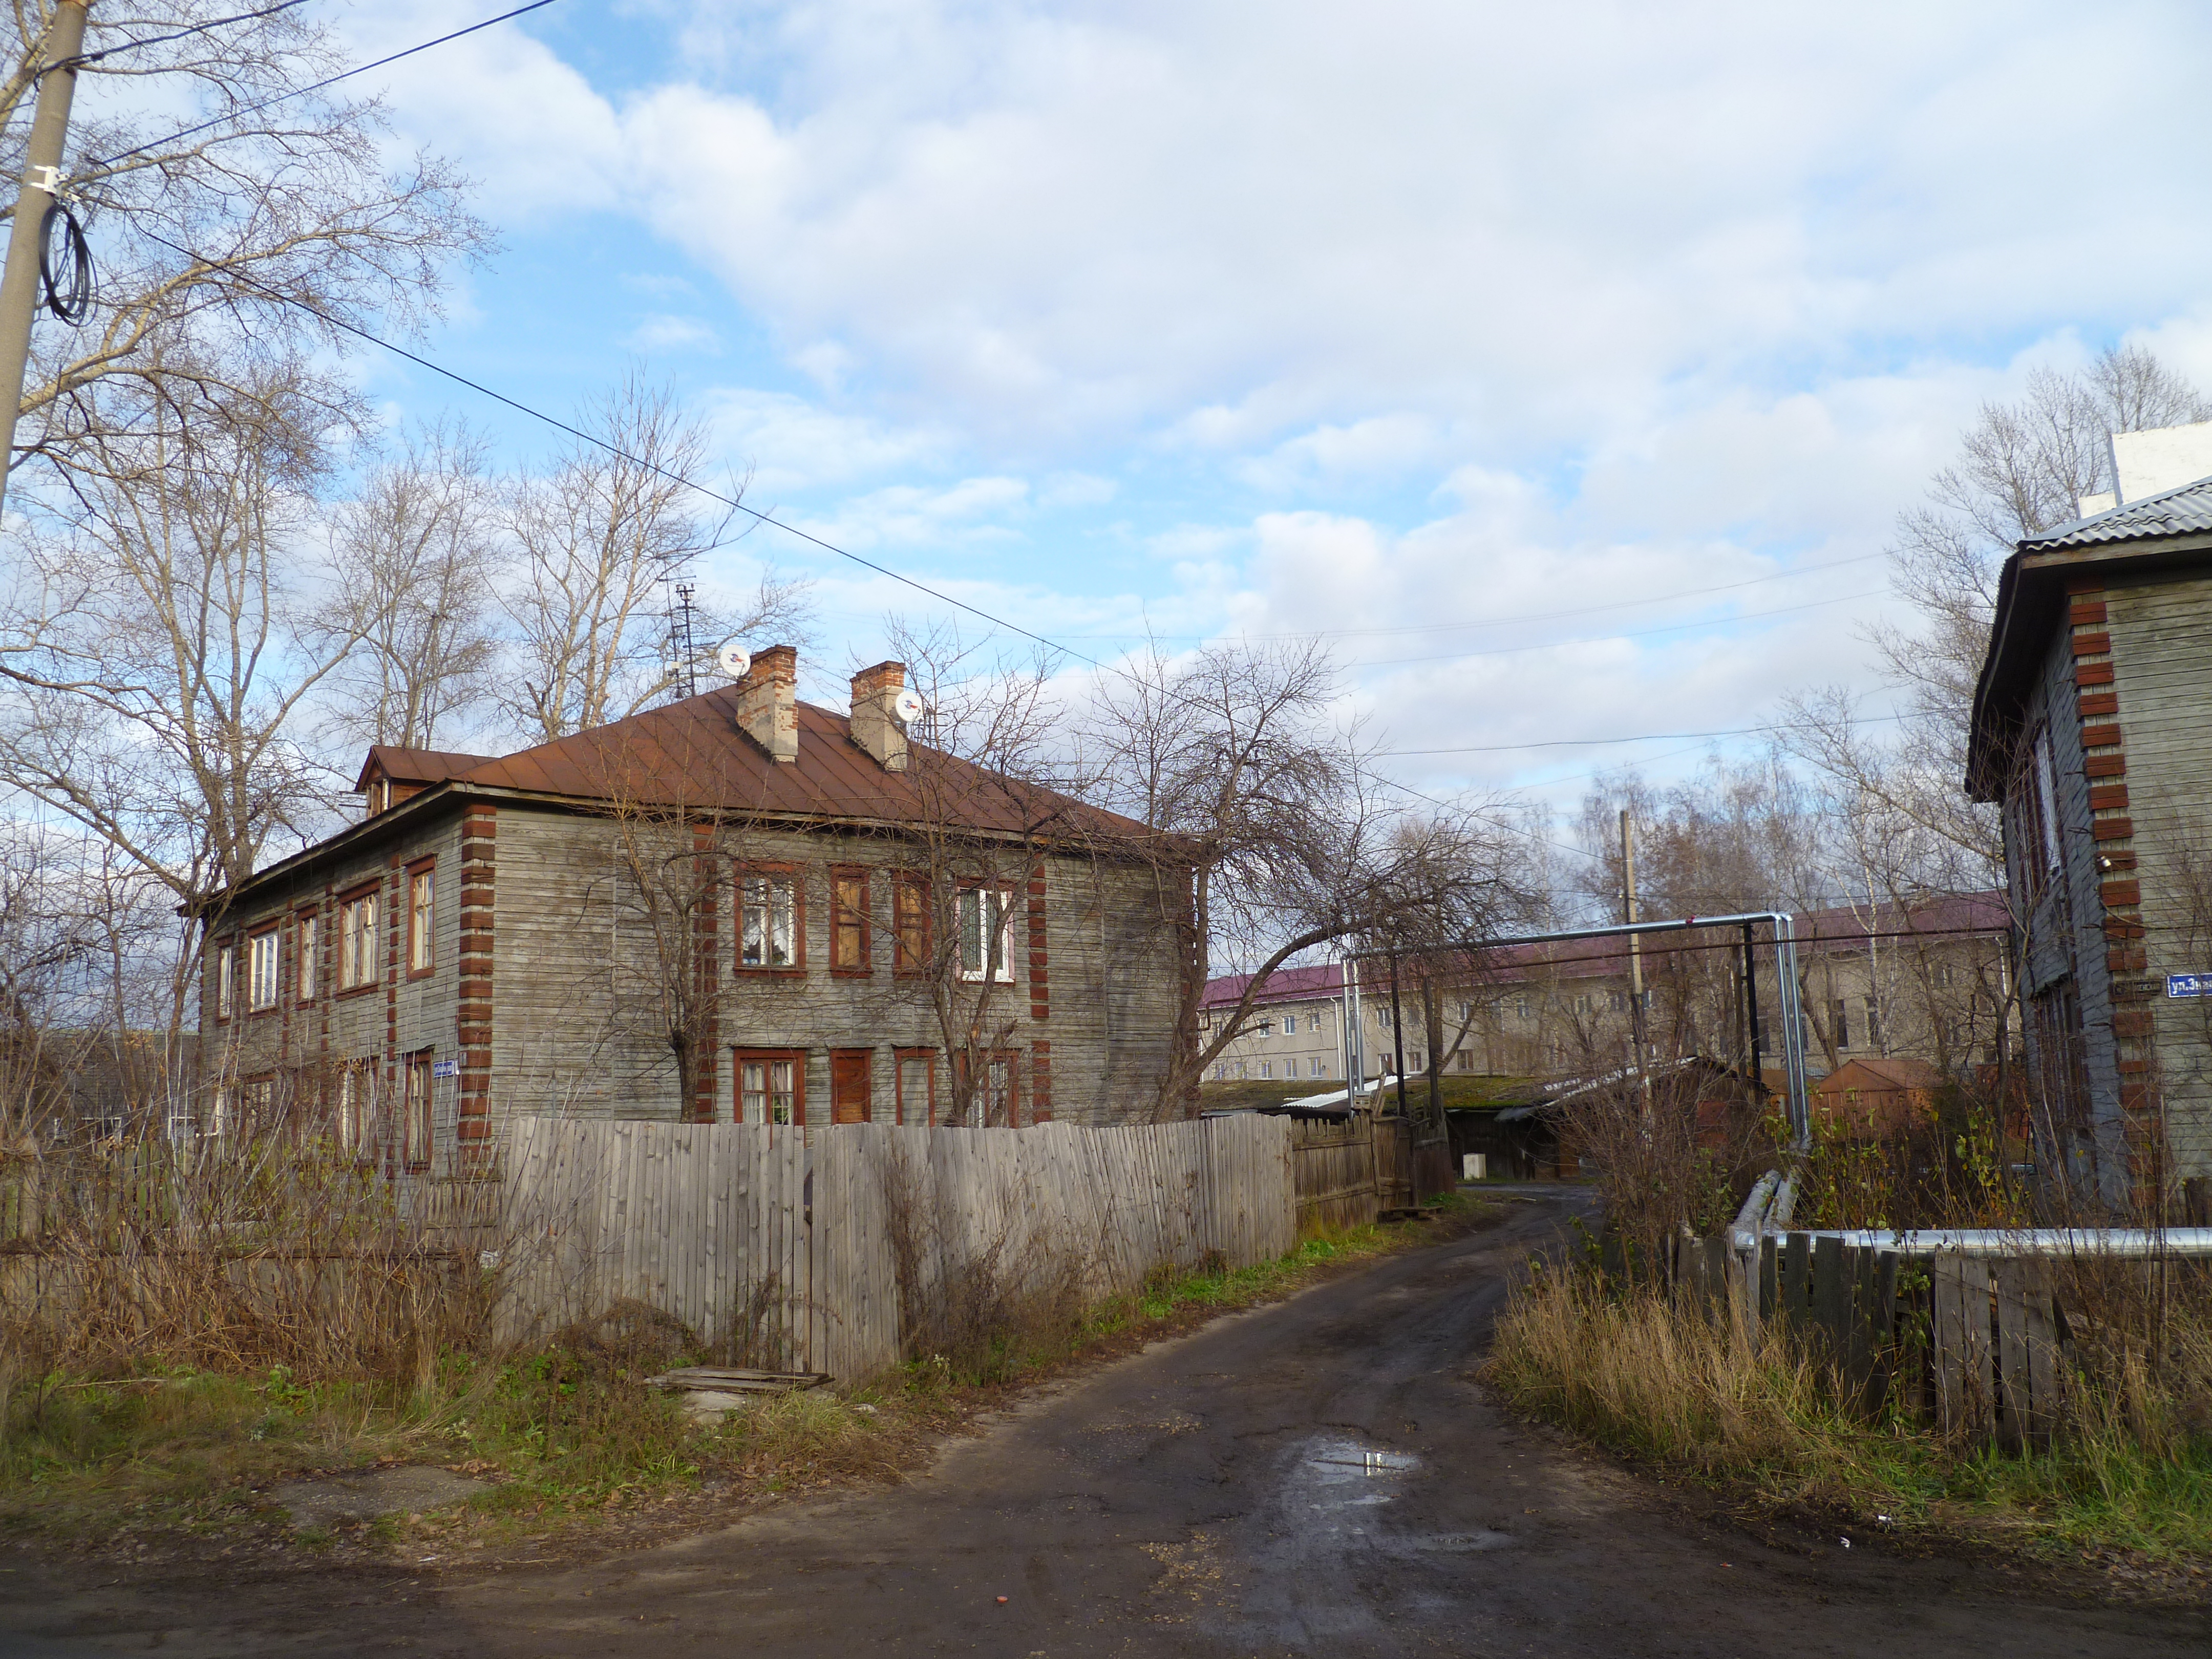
[214,942,236,1021]
[296,912,318,1003]
[247,929,281,1012]
[831,868,870,973]
[2007,726,2064,898]
[893,874,929,974]
[408,863,435,975]
[338,888,378,991]
[956,885,1015,983]
[739,871,800,969]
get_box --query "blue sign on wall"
[2167,973,2210,999]
[432,1057,461,1079]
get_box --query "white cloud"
[701,388,951,493]
[344,1,2212,804]
[625,314,722,355]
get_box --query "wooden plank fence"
[1673,1231,2070,1448]
[1289,1116,1378,1234]
[498,1114,1297,1384]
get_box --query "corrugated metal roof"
[2018,474,2212,551]
[442,687,1152,843]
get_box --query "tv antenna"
[892,687,924,725]
[666,581,703,700]
[715,638,752,680]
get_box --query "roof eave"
[1967,530,2212,801]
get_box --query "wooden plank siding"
[202,796,1189,1169]
[2108,571,2212,1181]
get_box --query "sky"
[311,0,2212,823]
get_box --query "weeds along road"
[6,1192,2205,1658]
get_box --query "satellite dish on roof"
[892,687,925,725]
[715,639,752,679]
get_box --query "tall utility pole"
[0,0,93,522]
[1621,809,1650,1109]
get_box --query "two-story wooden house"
[1969,475,2212,1208]
[197,648,1193,1164]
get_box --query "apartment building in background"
[1199,896,2012,1094]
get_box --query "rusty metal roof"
[440,687,1150,843]
[353,745,497,793]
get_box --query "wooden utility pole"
[1622,809,1650,1110]
[0,0,92,521]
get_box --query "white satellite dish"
[892,687,925,725]
[715,639,752,679]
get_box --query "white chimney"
[2110,419,2212,506]
[736,643,798,764]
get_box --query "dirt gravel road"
[5,1192,2204,1657]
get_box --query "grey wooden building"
[1969,478,2212,1206]
[198,648,1193,1163]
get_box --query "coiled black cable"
[38,201,92,324]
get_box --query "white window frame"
[956,886,1017,983]
[338,890,378,990]
[247,930,281,1012]
[296,913,318,1003]
[409,865,435,974]
[215,943,236,1020]
[739,873,799,969]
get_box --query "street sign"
[2167,973,2210,998]
[432,1057,461,1079]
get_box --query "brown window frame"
[402,1049,435,1171]
[734,862,805,974]
[893,1047,937,1125]
[733,1047,807,1125]
[829,866,872,976]
[336,881,380,995]
[407,858,437,979]
[891,873,929,976]
[334,1056,375,1155]
[295,908,320,1004]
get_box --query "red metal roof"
[423,688,1152,844]
[353,745,496,793]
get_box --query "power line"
[71,1,314,69]
[82,0,563,173]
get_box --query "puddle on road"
[1394,1530,1517,1553]
[1280,1435,1516,1552]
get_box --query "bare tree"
[1364,811,1532,1135]
[1783,347,2212,913]
[3,2,488,493]
[1083,638,1522,1115]
[315,419,504,753]
[498,373,811,744]
[883,619,1079,1128]
[0,375,358,917]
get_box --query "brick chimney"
[736,644,799,763]
[849,660,909,772]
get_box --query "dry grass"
[0,1134,496,1391]
[1485,1265,2212,1563]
